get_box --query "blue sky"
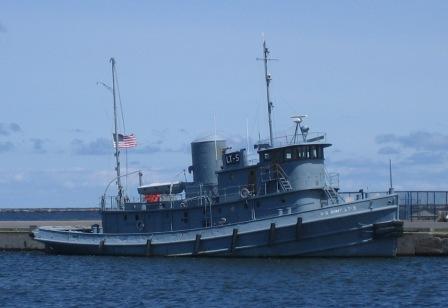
[1,1,448,207]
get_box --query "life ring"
[136,220,145,231]
[240,187,250,199]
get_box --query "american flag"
[113,133,137,149]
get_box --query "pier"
[0,220,99,251]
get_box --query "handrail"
[101,170,141,210]
[274,163,288,180]
[102,170,142,198]
[257,132,327,148]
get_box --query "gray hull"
[34,196,402,257]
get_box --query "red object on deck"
[144,194,161,203]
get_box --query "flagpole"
[110,58,123,208]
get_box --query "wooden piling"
[269,223,276,245]
[230,228,238,253]
[146,239,152,256]
[194,234,201,255]
[296,217,302,240]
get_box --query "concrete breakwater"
[398,232,448,256]
[1,220,448,256]
[0,208,100,250]
[0,229,45,250]
[0,221,99,251]
[397,221,448,256]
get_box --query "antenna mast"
[110,58,123,207]
[257,38,277,147]
[389,159,394,194]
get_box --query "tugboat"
[33,41,403,257]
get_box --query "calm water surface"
[0,251,447,307]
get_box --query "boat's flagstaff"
[110,58,123,208]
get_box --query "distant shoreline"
[0,208,100,221]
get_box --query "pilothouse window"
[295,145,324,160]
[310,147,317,159]
[262,146,324,163]
[318,147,324,159]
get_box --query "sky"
[1,1,448,207]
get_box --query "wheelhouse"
[259,143,331,165]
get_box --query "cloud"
[0,165,191,207]
[378,146,400,155]
[0,142,14,153]
[165,143,190,153]
[0,21,6,33]
[403,151,448,165]
[0,168,117,207]
[376,131,448,151]
[9,123,21,133]
[327,155,448,192]
[151,128,169,139]
[375,131,448,166]
[71,138,112,155]
[71,128,86,133]
[30,138,47,154]
[135,144,162,154]
[134,142,190,154]
[129,160,142,167]
[328,157,387,171]
[0,122,22,136]
[327,129,448,191]
[326,157,392,191]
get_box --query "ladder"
[324,185,339,205]
[323,169,344,205]
[278,177,292,191]
[259,164,293,193]
[275,164,292,191]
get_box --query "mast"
[260,39,275,146]
[110,57,123,207]
[389,159,394,194]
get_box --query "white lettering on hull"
[319,205,358,217]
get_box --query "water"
[1,252,447,307]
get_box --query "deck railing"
[340,191,448,222]
[101,188,448,222]
[256,132,327,148]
